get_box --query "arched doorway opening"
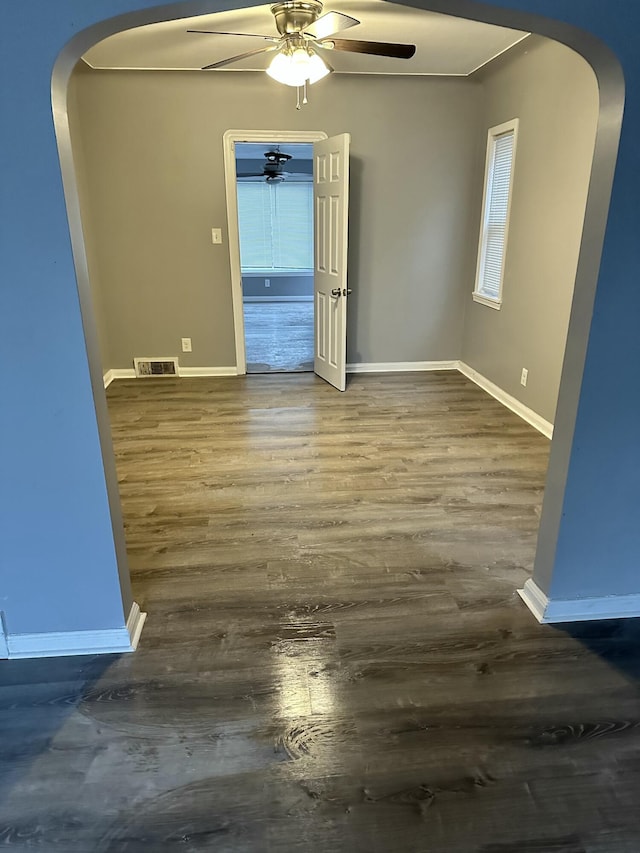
[51,0,624,639]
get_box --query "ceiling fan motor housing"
[270,0,323,35]
[190,2,416,78]
[265,151,293,166]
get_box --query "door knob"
[331,288,342,297]
[343,289,353,296]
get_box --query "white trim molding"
[519,578,640,623]
[0,612,8,659]
[126,601,146,650]
[104,368,135,388]
[472,292,502,310]
[347,360,459,374]
[179,366,238,378]
[458,362,553,439]
[517,578,549,621]
[104,367,238,386]
[5,601,147,659]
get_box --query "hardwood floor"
[243,301,313,373]
[3,372,640,851]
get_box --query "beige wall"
[68,65,112,369]
[69,68,482,370]
[461,38,599,423]
[70,41,598,420]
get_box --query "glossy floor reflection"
[2,373,640,851]
[243,301,313,373]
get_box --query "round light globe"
[267,47,330,87]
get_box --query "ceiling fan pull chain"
[303,80,308,105]
[296,86,301,110]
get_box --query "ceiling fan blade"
[304,11,359,40]
[237,172,268,177]
[320,38,416,59]
[201,45,277,71]
[188,30,278,41]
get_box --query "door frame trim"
[223,129,328,375]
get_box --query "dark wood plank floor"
[243,301,313,373]
[2,372,640,852]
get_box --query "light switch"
[211,228,223,244]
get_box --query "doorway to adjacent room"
[235,141,315,373]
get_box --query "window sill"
[241,269,314,278]
[472,293,502,310]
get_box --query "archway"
[46,0,624,655]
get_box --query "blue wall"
[0,0,638,640]
[479,0,639,599]
[242,273,314,299]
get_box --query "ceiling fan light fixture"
[266,51,302,86]
[266,46,330,87]
[305,50,331,83]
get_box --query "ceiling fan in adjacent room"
[237,149,311,183]
[188,0,416,106]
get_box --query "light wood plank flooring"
[243,301,313,373]
[3,372,640,851]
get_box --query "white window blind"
[474,120,518,307]
[236,181,313,271]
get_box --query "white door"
[313,133,350,391]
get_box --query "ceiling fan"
[188,1,416,103]
[237,149,311,182]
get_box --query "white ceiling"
[83,1,529,76]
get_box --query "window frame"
[473,118,519,310]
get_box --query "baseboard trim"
[0,612,8,659]
[126,601,147,650]
[518,578,640,623]
[458,362,554,439]
[517,578,549,622]
[179,366,238,377]
[5,601,147,659]
[104,367,238,385]
[104,368,135,387]
[347,360,459,374]
[243,296,313,303]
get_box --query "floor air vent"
[134,357,179,377]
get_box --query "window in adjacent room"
[473,119,519,309]
[236,181,313,272]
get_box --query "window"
[236,181,313,271]
[473,119,519,309]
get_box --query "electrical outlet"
[211,228,222,244]
[181,337,192,353]
[521,368,528,387]
[265,278,271,287]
